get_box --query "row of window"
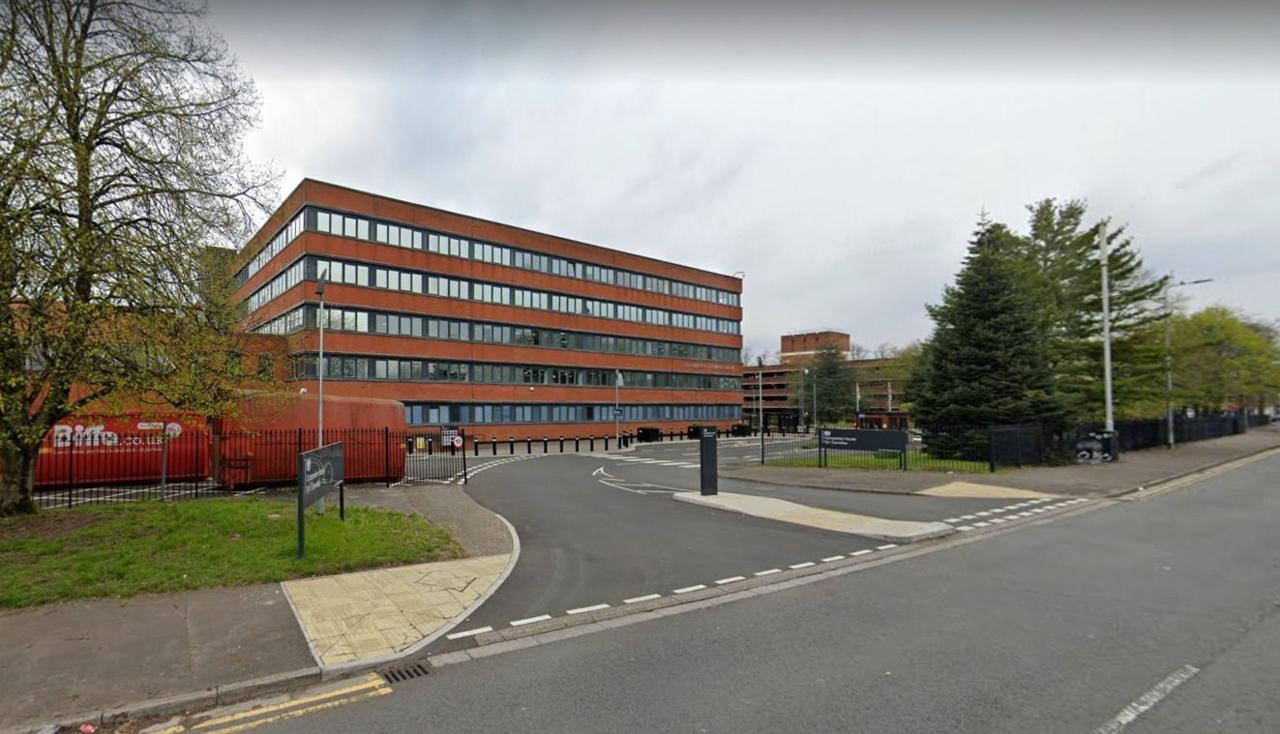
[405,402,742,426]
[245,260,304,313]
[236,206,741,308]
[241,212,304,284]
[253,305,741,363]
[292,354,740,391]
[246,255,740,334]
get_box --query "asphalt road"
[252,449,1280,733]
[434,452,882,642]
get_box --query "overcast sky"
[211,0,1280,358]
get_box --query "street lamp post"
[315,272,327,514]
[1163,275,1214,449]
[804,367,817,433]
[1099,222,1115,434]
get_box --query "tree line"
[908,199,1280,455]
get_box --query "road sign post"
[700,426,718,495]
[297,442,345,558]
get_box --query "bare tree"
[873,342,894,359]
[0,0,277,514]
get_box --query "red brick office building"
[232,180,744,441]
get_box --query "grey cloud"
[218,2,1280,353]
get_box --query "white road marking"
[877,544,899,550]
[960,515,978,520]
[566,603,611,615]
[990,517,1007,524]
[715,576,747,585]
[958,526,975,532]
[624,594,662,604]
[851,549,874,556]
[445,626,493,640]
[822,555,846,562]
[976,511,991,517]
[943,518,961,523]
[673,584,708,594]
[973,522,990,527]
[510,614,553,627]
[754,568,781,576]
[1093,664,1200,734]
[789,562,816,569]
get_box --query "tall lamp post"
[1099,222,1115,434]
[1163,275,1213,449]
[316,274,326,448]
[614,369,622,448]
[803,367,817,432]
[315,271,327,514]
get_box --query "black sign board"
[819,428,907,453]
[699,427,718,495]
[297,442,345,557]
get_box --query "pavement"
[0,485,514,733]
[199,448,1280,734]
[721,425,1280,497]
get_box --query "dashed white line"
[566,603,610,615]
[876,544,899,550]
[510,614,552,627]
[754,568,782,576]
[973,521,990,527]
[976,511,991,517]
[851,549,874,557]
[445,626,493,640]
[673,584,708,594]
[1093,664,1199,734]
[958,526,975,532]
[715,576,747,585]
[821,555,845,562]
[960,514,978,520]
[789,562,816,569]
[943,518,961,523]
[624,594,662,604]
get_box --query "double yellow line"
[151,674,391,734]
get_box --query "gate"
[401,428,467,484]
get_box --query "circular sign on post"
[452,435,464,449]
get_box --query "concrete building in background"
[232,179,743,440]
[744,331,908,431]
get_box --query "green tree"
[0,0,275,515]
[912,220,1070,458]
[1011,200,1168,421]
[1171,307,1280,415]
[794,344,859,425]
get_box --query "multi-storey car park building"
[232,180,744,441]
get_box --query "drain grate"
[383,663,430,683]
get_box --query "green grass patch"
[0,497,464,608]
[765,452,989,473]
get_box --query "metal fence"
[762,426,990,473]
[987,415,1253,469]
[25,426,705,508]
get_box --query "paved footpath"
[0,486,512,733]
[722,426,1280,497]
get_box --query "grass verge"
[0,497,464,608]
[765,452,989,473]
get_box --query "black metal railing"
[24,426,756,508]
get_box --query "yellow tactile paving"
[919,481,1057,499]
[282,554,509,667]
